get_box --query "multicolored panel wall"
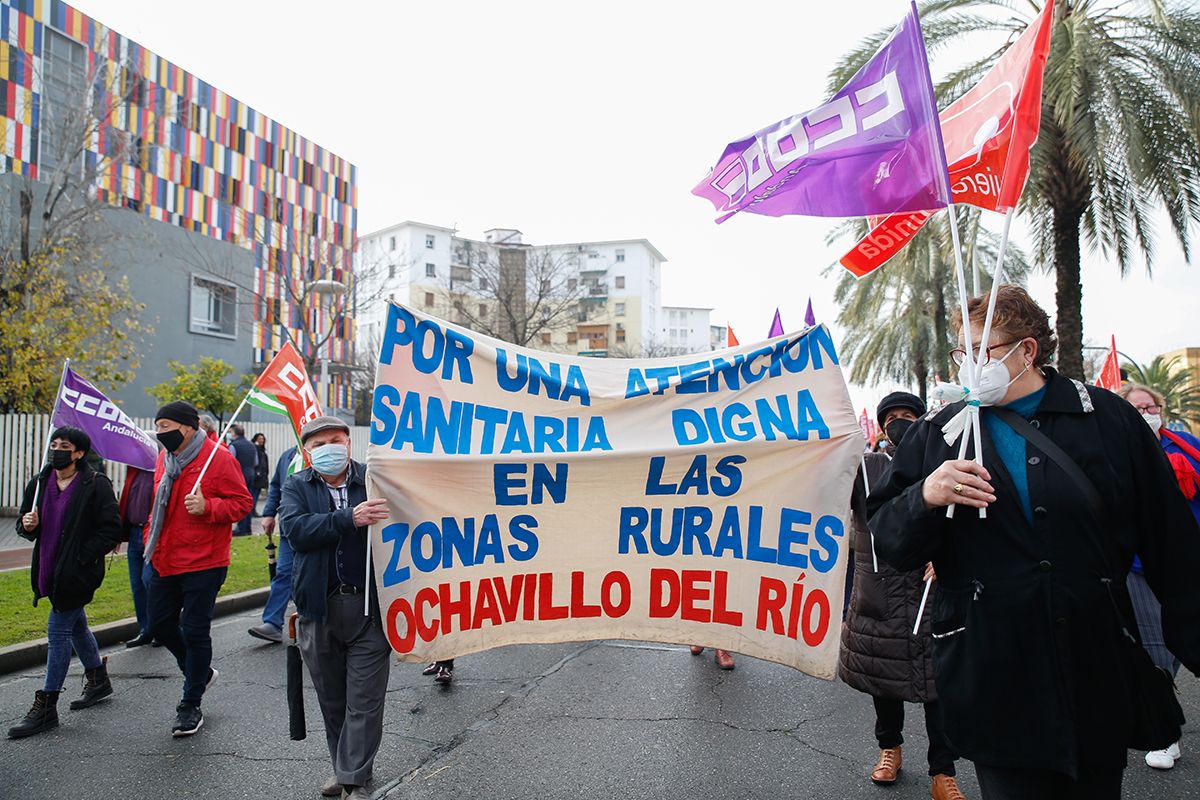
[0,0,358,408]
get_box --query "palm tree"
[1122,354,1200,428]
[828,1,1200,379]
[826,211,1031,403]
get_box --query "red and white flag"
[841,0,1055,277]
[246,341,323,457]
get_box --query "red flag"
[1095,335,1122,391]
[840,0,1055,277]
[859,408,874,442]
[727,325,740,347]
[247,341,324,449]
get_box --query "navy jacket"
[262,447,297,518]
[229,435,257,487]
[278,460,377,623]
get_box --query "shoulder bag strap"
[991,407,1139,641]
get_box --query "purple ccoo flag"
[693,2,951,224]
[805,298,816,327]
[768,308,785,338]
[53,367,158,470]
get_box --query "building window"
[189,276,237,339]
[479,304,488,317]
[425,234,435,249]
[615,249,625,262]
[388,264,396,279]
[616,328,626,343]
[615,276,626,289]
[568,278,578,291]
[389,236,396,251]
[567,331,578,344]
[424,292,434,307]
[425,263,436,278]
[40,30,87,177]
[479,276,489,290]
[615,302,625,316]
[540,333,552,345]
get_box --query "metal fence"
[0,415,371,512]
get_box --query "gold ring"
[953,483,965,495]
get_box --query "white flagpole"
[32,359,71,510]
[860,455,878,573]
[914,577,933,636]
[974,208,1016,386]
[364,527,372,617]
[944,203,982,519]
[189,393,250,495]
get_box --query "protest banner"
[366,303,862,679]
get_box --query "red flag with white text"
[840,0,1055,277]
[246,341,324,453]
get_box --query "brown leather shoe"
[931,774,966,800]
[870,747,902,784]
[689,645,704,655]
[714,649,735,670]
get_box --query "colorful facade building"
[0,0,357,411]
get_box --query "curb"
[0,586,270,676]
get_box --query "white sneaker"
[1145,741,1181,770]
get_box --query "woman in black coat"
[841,392,962,800]
[8,426,123,739]
[868,287,1200,800]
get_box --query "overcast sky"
[75,0,1198,413]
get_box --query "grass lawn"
[0,534,274,649]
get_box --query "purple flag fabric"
[805,299,817,327]
[768,309,785,338]
[693,2,951,224]
[52,368,158,470]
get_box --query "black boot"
[69,656,113,710]
[7,691,59,738]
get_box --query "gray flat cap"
[300,415,351,445]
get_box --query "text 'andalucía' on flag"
[693,2,951,224]
[840,0,1055,278]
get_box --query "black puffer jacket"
[839,451,936,703]
[17,463,122,611]
[868,369,1200,778]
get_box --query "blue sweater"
[982,385,1048,522]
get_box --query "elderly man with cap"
[145,401,254,737]
[838,392,966,800]
[280,416,390,800]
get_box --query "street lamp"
[305,279,348,414]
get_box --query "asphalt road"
[0,607,1196,799]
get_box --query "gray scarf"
[144,430,207,564]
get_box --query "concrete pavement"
[0,606,1196,799]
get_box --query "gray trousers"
[1126,571,1182,675]
[298,592,392,787]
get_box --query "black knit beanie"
[155,401,200,429]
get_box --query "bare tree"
[434,242,585,348]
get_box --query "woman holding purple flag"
[8,426,123,739]
[868,287,1200,799]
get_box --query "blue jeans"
[262,534,294,629]
[45,607,102,692]
[149,565,227,707]
[125,524,152,635]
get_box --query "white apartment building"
[355,221,666,358]
[660,306,717,355]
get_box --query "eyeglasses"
[1133,403,1162,414]
[950,340,1020,367]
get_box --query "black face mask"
[885,418,915,448]
[48,450,75,470]
[157,429,185,453]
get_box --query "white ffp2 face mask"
[972,342,1028,406]
[1142,413,1163,435]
